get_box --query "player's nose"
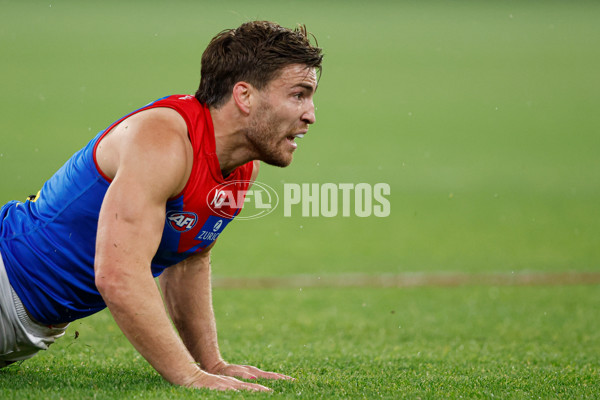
[302,100,316,125]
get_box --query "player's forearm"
[160,255,224,372]
[96,270,204,386]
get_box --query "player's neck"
[210,105,257,177]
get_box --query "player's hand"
[213,361,295,381]
[187,370,272,392]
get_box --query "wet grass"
[1,286,599,399]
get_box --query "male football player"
[0,20,323,392]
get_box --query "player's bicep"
[95,177,167,269]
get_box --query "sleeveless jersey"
[0,95,254,324]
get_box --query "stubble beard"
[246,103,293,168]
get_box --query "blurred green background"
[1,0,599,278]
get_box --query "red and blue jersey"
[0,95,254,324]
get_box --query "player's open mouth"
[286,133,305,149]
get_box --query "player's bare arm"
[159,240,293,383]
[93,109,268,392]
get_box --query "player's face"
[246,64,318,167]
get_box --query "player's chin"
[279,148,295,167]
[262,151,294,168]
[266,156,293,168]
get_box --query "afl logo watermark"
[207,180,279,220]
[166,211,198,232]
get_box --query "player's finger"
[251,368,295,380]
[220,364,294,381]
[237,380,272,392]
[218,375,271,392]
[274,372,295,380]
[222,365,258,380]
[198,376,240,392]
[237,369,259,380]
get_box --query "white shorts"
[0,251,68,367]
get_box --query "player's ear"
[232,82,252,115]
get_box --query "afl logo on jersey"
[167,211,198,232]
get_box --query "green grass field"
[1,1,599,398]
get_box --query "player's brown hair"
[195,21,323,108]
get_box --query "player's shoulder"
[120,107,190,159]
[131,107,188,133]
[96,105,192,186]
[124,107,191,163]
